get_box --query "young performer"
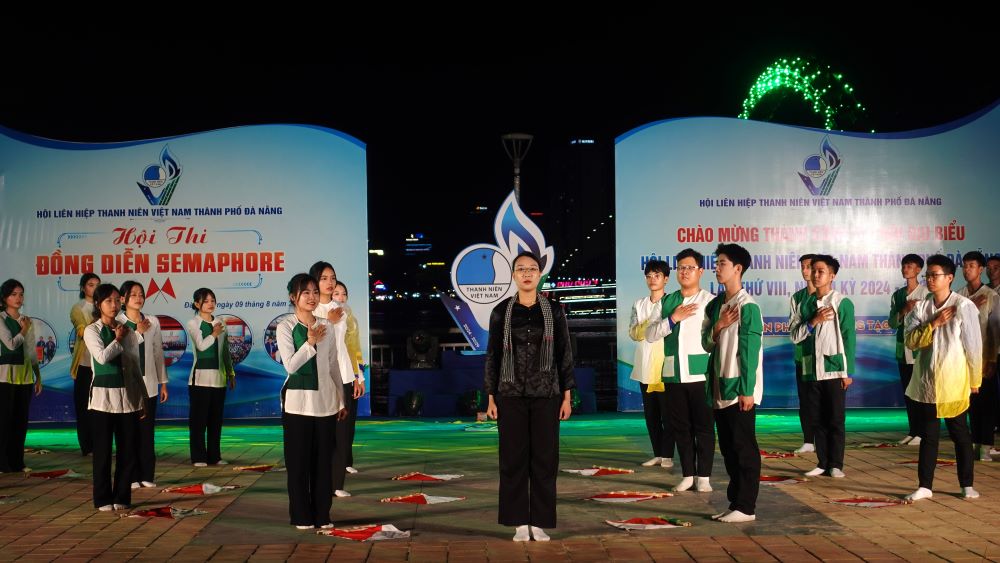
[790,255,855,478]
[309,261,364,498]
[956,252,999,461]
[627,259,675,468]
[644,249,715,491]
[986,255,1000,293]
[84,283,145,510]
[117,281,168,488]
[903,255,981,501]
[790,254,817,453]
[0,279,41,473]
[702,244,763,523]
[485,251,575,542]
[276,273,346,529]
[333,280,364,475]
[70,273,100,456]
[889,254,928,445]
[186,288,235,467]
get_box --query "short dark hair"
[644,259,670,277]
[287,273,318,304]
[192,288,217,312]
[715,244,751,274]
[987,255,1000,265]
[676,248,704,268]
[798,253,817,264]
[901,254,924,268]
[78,273,100,299]
[0,279,24,306]
[92,284,120,320]
[308,261,336,281]
[811,254,841,274]
[926,254,956,276]
[512,251,542,270]
[962,251,986,267]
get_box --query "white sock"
[908,436,922,445]
[711,510,731,520]
[794,443,815,453]
[963,487,980,499]
[830,468,846,478]
[905,487,933,501]
[673,476,694,492]
[719,510,755,523]
[513,525,530,542]
[804,467,826,477]
[530,526,550,541]
[641,457,662,467]
[696,476,713,492]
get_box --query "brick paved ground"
[2,413,997,561]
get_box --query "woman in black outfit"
[485,251,575,542]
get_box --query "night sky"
[4,16,998,291]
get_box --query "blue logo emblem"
[443,191,555,350]
[137,146,182,205]
[797,136,841,196]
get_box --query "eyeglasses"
[515,267,539,275]
[922,273,949,280]
[677,266,700,272]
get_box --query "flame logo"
[495,192,554,273]
[445,191,556,349]
[797,135,842,196]
[137,145,182,206]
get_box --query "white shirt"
[186,316,227,387]
[896,285,929,364]
[277,315,345,417]
[905,292,982,415]
[628,296,662,384]
[644,289,714,383]
[702,289,764,409]
[0,311,37,385]
[117,312,167,398]
[790,290,853,380]
[315,300,362,384]
[84,320,144,414]
[957,284,1000,361]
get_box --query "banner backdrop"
[0,124,370,420]
[615,103,1000,410]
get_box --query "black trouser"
[92,410,139,507]
[283,412,335,527]
[915,402,974,489]
[0,382,12,472]
[795,365,817,444]
[0,383,33,472]
[811,379,846,470]
[189,385,226,464]
[970,374,998,446]
[135,396,158,483]
[715,403,760,515]
[665,381,714,477]
[898,362,920,437]
[639,383,674,458]
[497,396,560,528]
[332,382,358,491]
[74,367,93,455]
